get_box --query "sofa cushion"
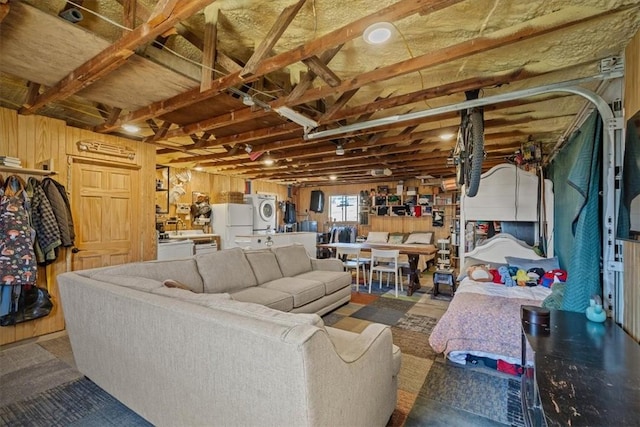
[151,287,232,305]
[244,249,283,285]
[271,244,312,277]
[203,299,324,327]
[91,274,163,292]
[230,287,294,312]
[87,259,204,293]
[366,232,389,243]
[195,247,257,293]
[294,270,351,295]
[260,277,325,308]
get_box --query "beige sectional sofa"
[58,244,401,427]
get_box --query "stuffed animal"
[515,269,529,286]
[498,266,514,287]
[467,265,493,282]
[527,267,545,285]
[541,269,568,288]
[489,269,502,284]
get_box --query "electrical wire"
[390,22,431,109]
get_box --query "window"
[329,195,358,222]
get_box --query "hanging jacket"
[26,177,62,265]
[0,176,38,286]
[41,178,75,247]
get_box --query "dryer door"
[259,200,274,222]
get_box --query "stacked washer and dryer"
[243,194,277,234]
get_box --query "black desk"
[521,310,640,426]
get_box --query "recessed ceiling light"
[439,132,455,141]
[363,22,393,45]
[329,175,337,181]
[122,124,140,133]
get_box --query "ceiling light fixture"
[439,132,455,141]
[274,106,318,131]
[244,144,253,154]
[121,123,140,133]
[363,22,393,45]
[329,175,337,181]
[193,164,204,171]
[335,144,345,155]
[242,95,255,106]
[262,152,275,166]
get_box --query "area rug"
[0,377,151,427]
[0,286,523,427]
[326,286,524,427]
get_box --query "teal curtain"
[547,111,602,312]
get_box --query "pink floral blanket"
[428,281,550,364]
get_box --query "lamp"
[274,106,318,131]
[363,22,393,44]
[335,144,345,155]
[329,175,337,181]
[262,152,275,166]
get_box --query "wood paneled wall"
[0,107,156,345]
[623,241,640,342]
[0,106,288,346]
[624,28,640,121]
[157,172,288,229]
[295,180,456,242]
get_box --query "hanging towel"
[559,112,603,312]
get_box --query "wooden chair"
[336,246,367,290]
[368,249,403,297]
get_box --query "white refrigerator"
[210,203,254,249]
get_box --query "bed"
[428,233,553,366]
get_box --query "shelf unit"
[0,165,56,176]
[155,165,169,214]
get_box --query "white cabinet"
[235,232,317,258]
[157,240,194,260]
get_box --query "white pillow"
[366,232,389,243]
[404,232,433,244]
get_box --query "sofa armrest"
[325,324,395,363]
[311,258,343,272]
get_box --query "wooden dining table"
[317,242,437,296]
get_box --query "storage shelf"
[0,165,56,176]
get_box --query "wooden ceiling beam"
[0,2,10,24]
[19,0,217,115]
[161,69,564,146]
[107,0,461,129]
[287,45,343,102]
[320,89,359,122]
[281,6,631,109]
[200,10,218,91]
[301,56,341,87]
[241,0,307,77]
[23,81,41,108]
[123,0,136,29]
